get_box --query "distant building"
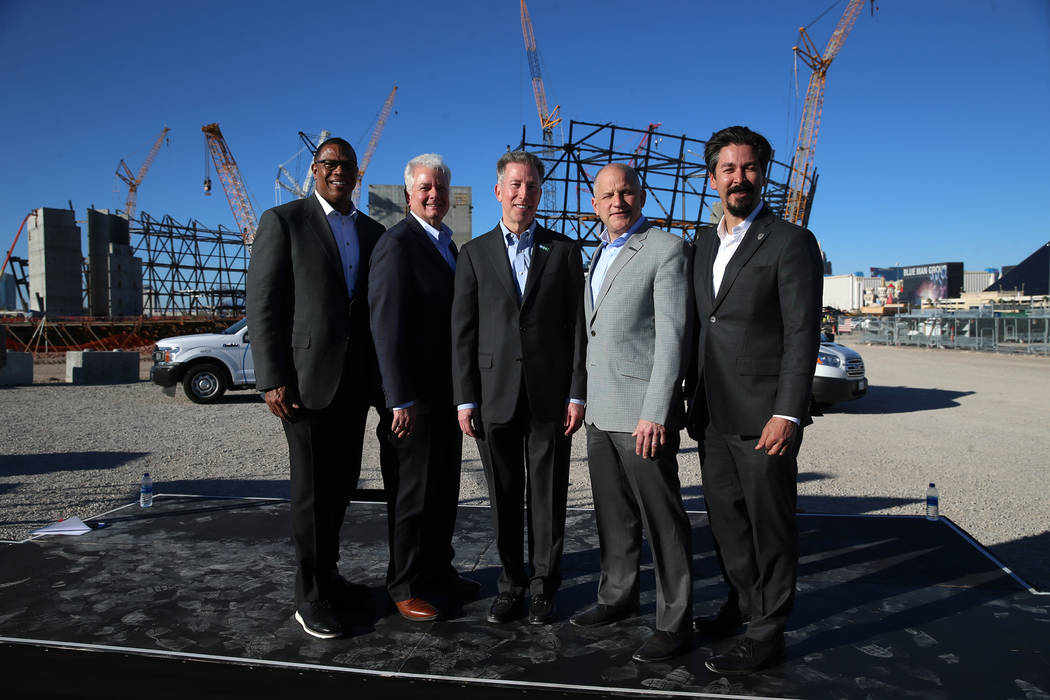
[963,269,998,294]
[900,262,963,305]
[986,242,1049,296]
[27,207,83,316]
[87,209,143,317]
[367,184,472,249]
[823,274,883,312]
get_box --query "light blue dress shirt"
[411,212,456,270]
[314,191,360,297]
[500,219,536,300]
[589,216,648,305]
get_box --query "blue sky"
[2,0,1048,277]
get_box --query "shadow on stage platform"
[1,496,1047,699]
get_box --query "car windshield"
[222,318,247,335]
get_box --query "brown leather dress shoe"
[395,598,440,621]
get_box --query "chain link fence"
[847,311,1050,356]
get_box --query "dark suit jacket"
[247,195,384,410]
[451,224,586,425]
[369,215,458,413]
[687,205,823,436]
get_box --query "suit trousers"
[283,354,369,606]
[378,407,463,602]
[700,422,801,642]
[476,383,570,597]
[585,424,693,633]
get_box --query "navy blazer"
[369,215,458,413]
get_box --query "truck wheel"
[183,363,227,404]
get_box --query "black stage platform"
[2,496,1048,699]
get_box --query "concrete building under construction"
[27,207,83,316]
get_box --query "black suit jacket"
[687,205,823,436]
[247,195,384,410]
[451,224,586,425]
[369,215,458,412]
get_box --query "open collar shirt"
[499,218,537,300]
[589,215,649,306]
[410,211,457,270]
[314,190,360,297]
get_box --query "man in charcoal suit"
[247,138,384,639]
[687,125,823,675]
[569,163,695,663]
[369,153,480,622]
[451,150,586,625]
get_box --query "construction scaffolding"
[517,120,816,254]
[131,212,248,316]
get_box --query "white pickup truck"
[150,319,255,404]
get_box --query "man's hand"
[391,405,417,439]
[458,407,478,438]
[264,385,300,423]
[755,416,796,456]
[564,402,585,436]
[632,419,666,459]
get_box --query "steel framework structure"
[130,212,249,316]
[518,120,814,256]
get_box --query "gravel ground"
[2,342,1048,590]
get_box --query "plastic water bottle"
[140,472,153,508]
[925,482,938,521]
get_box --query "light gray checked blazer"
[584,223,694,433]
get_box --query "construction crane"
[628,123,662,169]
[202,123,258,247]
[784,0,871,226]
[275,129,329,203]
[520,0,561,211]
[351,85,397,205]
[115,126,170,220]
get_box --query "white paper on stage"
[31,516,93,536]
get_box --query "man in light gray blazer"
[569,163,695,663]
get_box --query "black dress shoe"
[329,575,372,610]
[632,629,693,663]
[693,604,746,639]
[487,593,524,623]
[294,600,343,639]
[705,635,786,675]
[446,575,482,600]
[528,594,554,625]
[569,603,639,628]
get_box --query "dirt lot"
[3,341,1048,590]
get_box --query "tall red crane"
[520,0,560,211]
[202,123,258,246]
[784,0,870,226]
[351,84,398,205]
[115,126,170,220]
